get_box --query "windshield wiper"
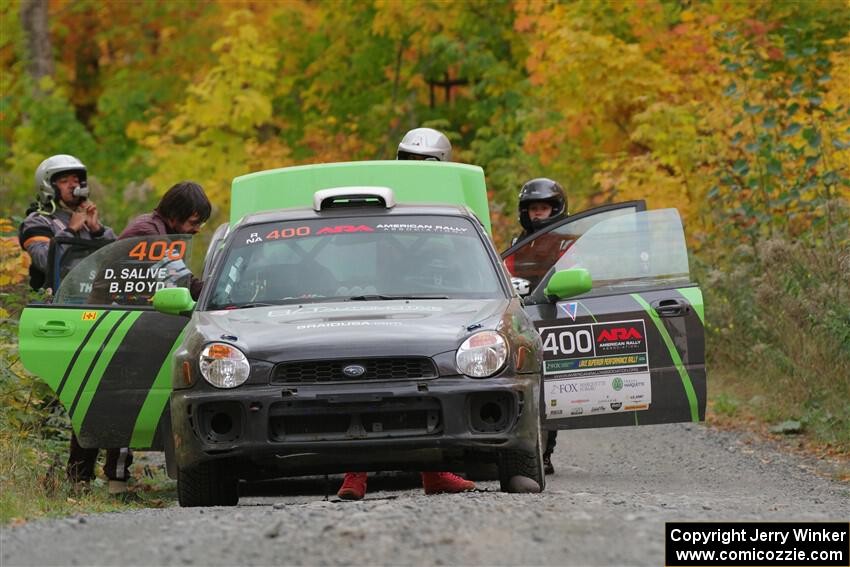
[222,302,277,310]
[347,294,449,301]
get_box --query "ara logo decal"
[597,327,643,342]
[316,225,375,235]
[245,232,263,244]
[556,301,578,321]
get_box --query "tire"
[177,461,239,507]
[497,422,546,493]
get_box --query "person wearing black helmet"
[513,177,568,245]
[513,177,568,474]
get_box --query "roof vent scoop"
[313,187,396,211]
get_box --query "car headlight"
[199,343,250,388]
[456,331,508,378]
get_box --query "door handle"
[34,320,74,337]
[651,298,690,318]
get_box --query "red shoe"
[421,472,475,495]
[337,472,368,500]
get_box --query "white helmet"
[397,128,452,161]
[34,154,88,205]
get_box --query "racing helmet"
[518,178,567,233]
[397,127,452,161]
[34,154,88,205]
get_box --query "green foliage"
[1,0,849,501]
[710,6,850,246]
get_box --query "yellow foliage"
[0,219,29,290]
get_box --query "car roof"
[230,160,491,234]
[233,203,484,231]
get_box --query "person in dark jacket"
[19,154,116,291]
[513,178,568,475]
[19,155,137,494]
[120,181,211,300]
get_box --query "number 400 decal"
[128,240,186,261]
[542,328,593,356]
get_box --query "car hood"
[194,299,510,362]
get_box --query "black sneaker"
[543,455,554,475]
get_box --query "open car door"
[18,235,194,449]
[502,207,706,429]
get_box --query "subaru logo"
[342,364,366,378]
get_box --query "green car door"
[504,207,706,429]
[18,235,194,450]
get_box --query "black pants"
[67,433,133,482]
[544,430,557,458]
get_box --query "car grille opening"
[268,397,442,441]
[271,357,437,384]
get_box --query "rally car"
[18,161,706,507]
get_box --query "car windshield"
[206,215,505,309]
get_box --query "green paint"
[55,311,122,407]
[19,308,106,393]
[130,330,185,448]
[676,287,705,325]
[70,311,142,431]
[230,161,492,234]
[631,294,699,422]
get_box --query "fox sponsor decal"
[543,373,651,419]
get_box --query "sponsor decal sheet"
[538,319,652,419]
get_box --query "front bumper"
[171,374,540,477]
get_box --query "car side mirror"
[153,287,196,316]
[544,268,592,301]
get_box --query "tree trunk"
[20,0,53,92]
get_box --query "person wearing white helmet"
[18,155,133,496]
[396,127,452,161]
[19,154,116,291]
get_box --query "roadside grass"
[1,277,175,525]
[696,215,850,464]
[0,347,176,524]
[1,454,176,526]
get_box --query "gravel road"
[2,423,848,566]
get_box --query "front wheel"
[177,461,239,507]
[497,424,546,493]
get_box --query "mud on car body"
[18,161,706,507]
